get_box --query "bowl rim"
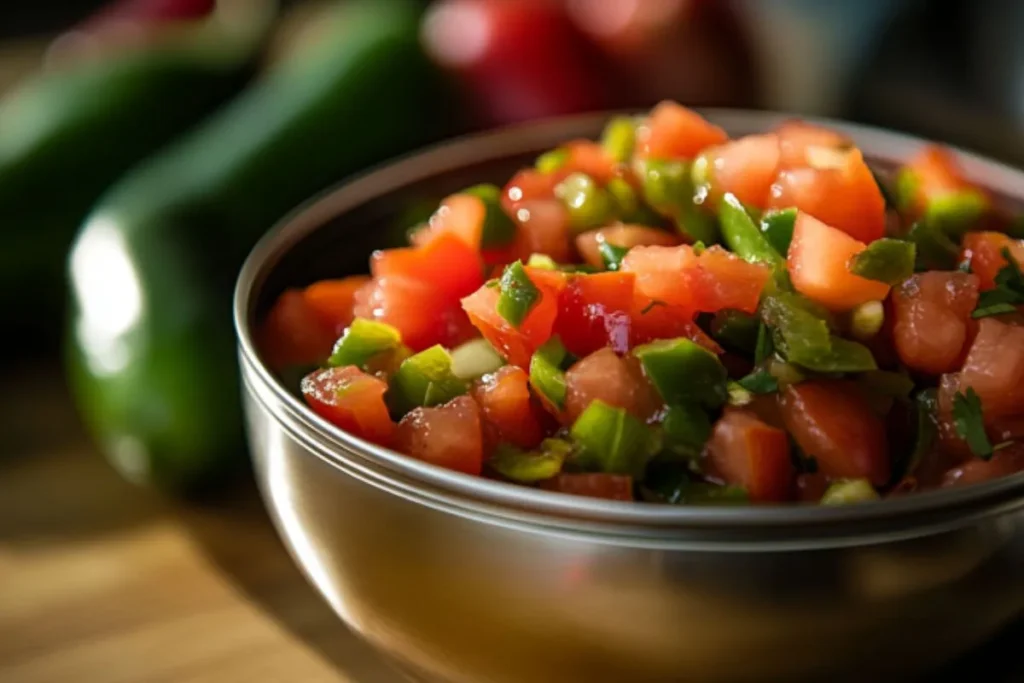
[235,107,1024,535]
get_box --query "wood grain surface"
[1,360,1022,683]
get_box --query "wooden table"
[2,360,1022,683]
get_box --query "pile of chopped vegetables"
[259,101,1024,505]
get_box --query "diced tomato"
[512,199,572,263]
[539,473,634,501]
[702,133,780,208]
[775,120,852,169]
[629,293,722,354]
[634,101,728,160]
[891,271,979,375]
[395,395,484,475]
[301,366,394,447]
[705,407,794,503]
[472,366,544,450]
[692,246,770,314]
[503,167,566,214]
[621,244,702,310]
[564,347,662,424]
[768,147,885,243]
[575,224,679,269]
[960,231,1024,291]
[902,144,989,217]
[303,276,369,338]
[371,232,483,302]
[523,265,570,294]
[934,373,975,464]
[781,380,890,486]
[412,193,487,250]
[942,444,1024,488]
[259,289,336,372]
[562,139,618,184]
[787,211,890,311]
[795,472,830,503]
[460,272,560,368]
[353,277,476,352]
[554,272,635,356]
[958,317,1024,420]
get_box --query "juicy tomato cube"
[960,231,1024,291]
[301,366,394,447]
[634,101,728,160]
[303,276,370,338]
[353,277,477,352]
[942,444,1024,488]
[562,139,618,184]
[781,380,890,486]
[703,132,780,208]
[412,192,487,250]
[693,246,771,314]
[460,272,560,368]
[371,232,484,301]
[787,211,890,311]
[472,366,545,450]
[555,272,635,357]
[891,271,979,375]
[775,120,852,169]
[621,244,702,311]
[629,293,722,354]
[540,473,634,501]
[503,167,566,213]
[396,395,485,475]
[705,407,794,503]
[564,347,662,424]
[959,317,1024,420]
[768,147,885,244]
[512,199,572,263]
[259,289,336,372]
[575,224,679,269]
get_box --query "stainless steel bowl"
[235,110,1024,683]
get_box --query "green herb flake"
[849,238,916,284]
[598,242,630,272]
[529,336,570,409]
[497,260,540,328]
[973,248,1024,318]
[952,387,993,460]
[737,369,780,395]
[640,299,667,315]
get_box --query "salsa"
[258,101,1024,505]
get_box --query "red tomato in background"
[259,289,337,372]
[702,133,780,208]
[422,0,610,128]
[575,225,680,269]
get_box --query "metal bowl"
[235,110,1024,683]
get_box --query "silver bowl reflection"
[234,110,1024,683]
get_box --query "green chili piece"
[462,183,518,249]
[328,318,402,369]
[821,479,879,505]
[598,242,629,271]
[390,345,468,413]
[526,253,558,270]
[761,291,877,373]
[633,338,728,408]
[640,158,718,244]
[760,207,797,256]
[710,309,760,354]
[661,403,712,459]
[555,172,614,231]
[489,439,572,483]
[529,336,569,409]
[926,189,989,237]
[570,400,662,478]
[497,260,540,328]
[719,193,784,267]
[535,147,569,174]
[600,116,637,163]
[849,238,916,284]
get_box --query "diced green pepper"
[526,253,558,270]
[462,183,517,249]
[390,345,468,413]
[906,220,959,271]
[661,403,712,459]
[737,368,779,394]
[926,189,989,237]
[760,208,797,256]
[497,260,540,328]
[606,177,638,217]
[600,116,636,163]
[719,193,784,267]
[640,159,718,244]
[328,318,402,369]
[570,400,661,478]
[633,338,728,408]
[535,147,569,174]
[760,292,877,373]
[710,309,760,354]
[529,336,569,409]
[598,242,629,271]
[821,479,879,505]
[849,238,916,284]
[849,300,885,340]
[489,439,572,483]
[894,168,919,214]
[450,338,504,380]
[555,172,613,231]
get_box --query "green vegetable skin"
[760,208,796,256]
[718,193,783,267]
[328,319,401,369]
[391,346,468,413]
[849,238,916,284]
[66,0,454,494]
[1,6,272,348]
[633,338,728,408]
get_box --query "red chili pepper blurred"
[422,0,611,128]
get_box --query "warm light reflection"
[69,215,143,376]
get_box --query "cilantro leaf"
[598,242,629,271]
[737,369,779,394]
[973,248,1024,318]
[952,387,993,460]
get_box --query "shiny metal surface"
[235,111,1024,683]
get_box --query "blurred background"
[2,1,1023,681]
